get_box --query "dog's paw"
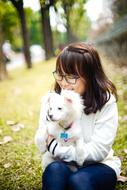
[42,151,54,170]
[75,144,85,166]
[76,156,84,166]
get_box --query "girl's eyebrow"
[57,72,78,77]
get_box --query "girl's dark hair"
[54,42,117,114]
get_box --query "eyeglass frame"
[53,71,80,84]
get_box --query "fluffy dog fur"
[35,90,85,170]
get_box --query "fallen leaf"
[0,136,13,145]
[6,121,25,132]
[13,88,22,95]
[6,120,17,126]
[124,149,127,154]
[18,123,24,129]
[122,115,127,121]
[28,110,33,116]
[4,163,11,168]
[118,175,127,182]
[3,136,13,143]
[118,116,122,120]
[11,125,21,132]
[11,123,25,132]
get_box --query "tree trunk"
[18,7,32,68]
[9,0,32,68]
[0,25,8,81]
[40,5,54,60]
[63,3,77,43]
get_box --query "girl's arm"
[34,100,48,153]
[47,96,118,163]
[75,100,118,163]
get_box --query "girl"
[35,42,121,190]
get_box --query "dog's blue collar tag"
[60,132,68,141]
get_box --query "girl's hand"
[46,135,55,147]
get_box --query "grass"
[102,55,127,190]
[0,59,55,190]
[0,56,127,190]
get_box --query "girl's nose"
[59,77,69,89]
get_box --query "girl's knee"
[42,161,72,190]
[44,161,69,174]
[68,172,94,189]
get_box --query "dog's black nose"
[49,114,53,119]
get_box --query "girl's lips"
[61,87,74,91]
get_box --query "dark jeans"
[42,161,117,190]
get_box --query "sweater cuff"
[47,138,58,155]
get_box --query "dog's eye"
[50,107,52,111]
[58,107,62,110]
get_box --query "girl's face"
[56,73,86,95]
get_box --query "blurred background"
[0,0,127,80]
[0,1,127,189]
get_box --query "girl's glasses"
[53,71,79,84]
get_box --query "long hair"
[54,42,117,114]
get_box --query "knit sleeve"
[51,96,118,164]
[34,101,48,153]
[75,97,119,163]
[47,138,76,162]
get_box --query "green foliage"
[25,7,34,29]
[0,1,19,43]
[29,11,42,46]
[53,30,66,50]
[112,0,127,19]
[112,70,127,190]
[54,0,91,41]
[69,4,91,41]
[0,1,39,51]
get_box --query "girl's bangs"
[56,51,82,76]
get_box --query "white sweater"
[35,94,121,178]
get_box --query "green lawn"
[0,57,127,190]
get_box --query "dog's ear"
[61,89,84,110]
[47,97,50,103]
[61,90,75,104]
[41,92,51,106]
[64,97,73,103]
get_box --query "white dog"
[35,90,85,170]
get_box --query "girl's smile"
[57,77,86,95]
